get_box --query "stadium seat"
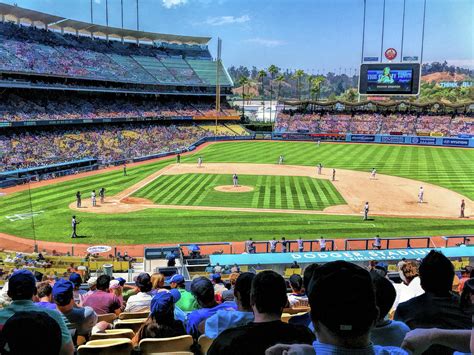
[283,306,310,314]
[77,338,133,355]
[118,311,150,320]
[114,318,148,333]
[139,335,193,354]
[281,312,307,323]
[198,335,213,355]
[90,329,135,341]
[97,313,117,324]
[284,268,302,277]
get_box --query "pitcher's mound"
[214,185,254,193]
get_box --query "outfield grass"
[134,174,344,210]
[0,141,473,244]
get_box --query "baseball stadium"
[0,1,473,354]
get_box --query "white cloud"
[204,15,250,26]
[244,37,285,48]
[94,0,101,4]
[445,59,474,69]
[162,0,188,9]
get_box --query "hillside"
[421,72,471,83]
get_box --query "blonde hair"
[111,287,122,297]
[228,273,240,286]
[151,273,165,290]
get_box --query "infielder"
[317,163,323,175]
[197,156,203,168]
[371,168,377,179]
[317,140,321,147]
[278,155,284,165]
[332,168,336,181]
[176,153,181,164]
[76,191,81,208]
[363,201,369,220]
[460,199,465,218]
[233,173,239,187]
[91,190,96,207]
[99,187,105,204]
[71,215,79,238]
[123,163,127,176]
[418,186,424,203]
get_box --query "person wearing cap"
[208,271,314,354]
[211,273,227,296]
[53,279,99,342]
[35,281,57,310]
[370,273,410,347]
[83,275,122,315]
[109,280,124,308]
[186,276,237,339]
[0,270,74,355]
[221,272,239,302]
[132,291,186,347]
[125,272,154,312]
[395,250,471,353]
[205,272,255,339]
[169,274,199,312]
[69,272,86,306]
[83,276,97,300]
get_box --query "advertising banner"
[381,136,405,144]
[350,135,376,142]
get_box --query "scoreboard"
[358,63,421,96]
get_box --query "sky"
[4,0,473,73]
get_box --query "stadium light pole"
[27,179,38,253]
[121,0,124,29]
[136,0,139,31]
[379,0,386,63]
[400,0,406,61]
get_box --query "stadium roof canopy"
[0,2,211,45]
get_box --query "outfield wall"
[346,134,474,147]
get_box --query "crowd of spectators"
[275,111,474,136]
[0,122,221,171]
[0,21,214,86]
[0,92,236,122]
[0,250,471,354]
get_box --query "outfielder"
[332,168,336,181]
[460,199,465,218]
[418,186,424,203]
[197,156,203,168]
[317,163,323,175]
[233,173,239,187]
[123,163,127,176]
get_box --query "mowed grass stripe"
[183,174,216,206]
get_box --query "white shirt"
[124,292,153,312]
[297,239,304,249]
[392,277,424,309]
[269,240,277,250]
[320,239,326,248]
[91,192,96,199]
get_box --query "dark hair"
[234,272,255,310]
[34,271,44,283]
[419,250,454,295]
[36,282,52,298]
[371,273,396,320]
[250,270,287,315]
[289,274,303,292]
[96,275,111,291]
[1,311,61,355]
[303,264,319,291]
[135,318,185,345]
[460,278,474,312]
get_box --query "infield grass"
[134,174,344,210]
[0,141,473,244]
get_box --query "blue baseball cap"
[211,273,221,281]
[116,277,126,286]
[150,291,174,315]
[8,270,36,299]
[52,279,74,305]
[169,274,184,284]
[69,272,82,286]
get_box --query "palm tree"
[293,69,305,101]
[238,76,250,119]
[268,65,279,122]
[257,70,267,121]
[275,74,285,101]
[311,75,326,101]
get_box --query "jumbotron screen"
[359,63,421,95]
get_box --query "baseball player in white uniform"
[418,186,424,203]
[371,168,377,179]
[91,190,96,207]
[317,163,323,175]
[233,173,238,187]
[197,156,203,168]
[278,155,284,165]
[363,201,369,220]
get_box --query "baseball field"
[1,141,474,246]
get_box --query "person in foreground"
[267,261,407,355]
[0,270,74,355]
[208,270,315,355]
